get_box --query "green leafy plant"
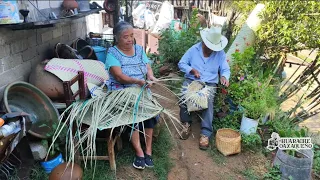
[313,145,320,177]
[256,1,320,67]
[158,8,201,66]
[230,46,257,82]
[241,133,262,150]
[214,110,242,131]
[39,122,61,159]
[240,78,277,120]
[263,165,282,180]
[147,53,162,77]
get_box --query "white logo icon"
[267,132,313,151]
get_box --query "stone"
[159,65,172,76]
[41,31,53,43]
[22,48,37,62]
[62,25,71,35]
[0,45,10,59]
[10,40,28,54]
[53,27,63,39]
[29,142,48,161]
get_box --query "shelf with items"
[0,9,102,30]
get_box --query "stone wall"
[0,17,87,99]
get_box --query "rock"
[29,142,48,161]
[159,65,171,76]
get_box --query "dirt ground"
[114,84,270,180]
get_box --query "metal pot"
[2,81,59,139]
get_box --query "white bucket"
[240,115,258,135]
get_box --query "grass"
[209,141,226,165]
[28,126,173,180]
[241,168,259,180]
[152,127,174,180]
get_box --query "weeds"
[241,133,262,151]
[241,168,259,180]
[263,165,282,180]
[152,127,174,180]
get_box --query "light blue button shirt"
[178,42,230,84]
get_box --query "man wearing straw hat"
[178,25,230,150]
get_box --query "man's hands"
[190,69,201,79]
[220,76,229,87]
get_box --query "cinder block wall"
[0,18,87,99]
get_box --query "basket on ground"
[216,128,241,156]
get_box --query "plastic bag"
[211,14,227,27]
[150,1,174,36]
[144,9,156,30]
[132,4,146,28]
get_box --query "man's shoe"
[180,122,191,140]
[133,156,145,170]
[144,154,154,168]
[199,134,209,150]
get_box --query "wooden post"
[113,0,119,25]
[108,137,116,171]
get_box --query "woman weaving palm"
[105,21,158,170]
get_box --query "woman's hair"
[113,21,133,46]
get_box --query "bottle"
[0,121,21,138]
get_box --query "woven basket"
[216,128,241,156]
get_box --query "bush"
[158,8,200,66]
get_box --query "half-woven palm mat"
[44,58,108,95]
[47,86,182,168]
[78,87,163,129]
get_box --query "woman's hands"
[135,76,158,88]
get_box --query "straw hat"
[200,26,228,51]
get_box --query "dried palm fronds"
[47,83,183,173]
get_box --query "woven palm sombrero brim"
[44,58,108,95]
[180,81,215,112]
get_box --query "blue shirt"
[104,45,150,91]
[178,42,230,84]
[105,45,150,71]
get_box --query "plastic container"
[240,115,258,135]
[273,149,313,180]
[92,46,107,63]
[40,153,64,173]
[0,121,21,137]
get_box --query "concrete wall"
[0,17,87,99]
